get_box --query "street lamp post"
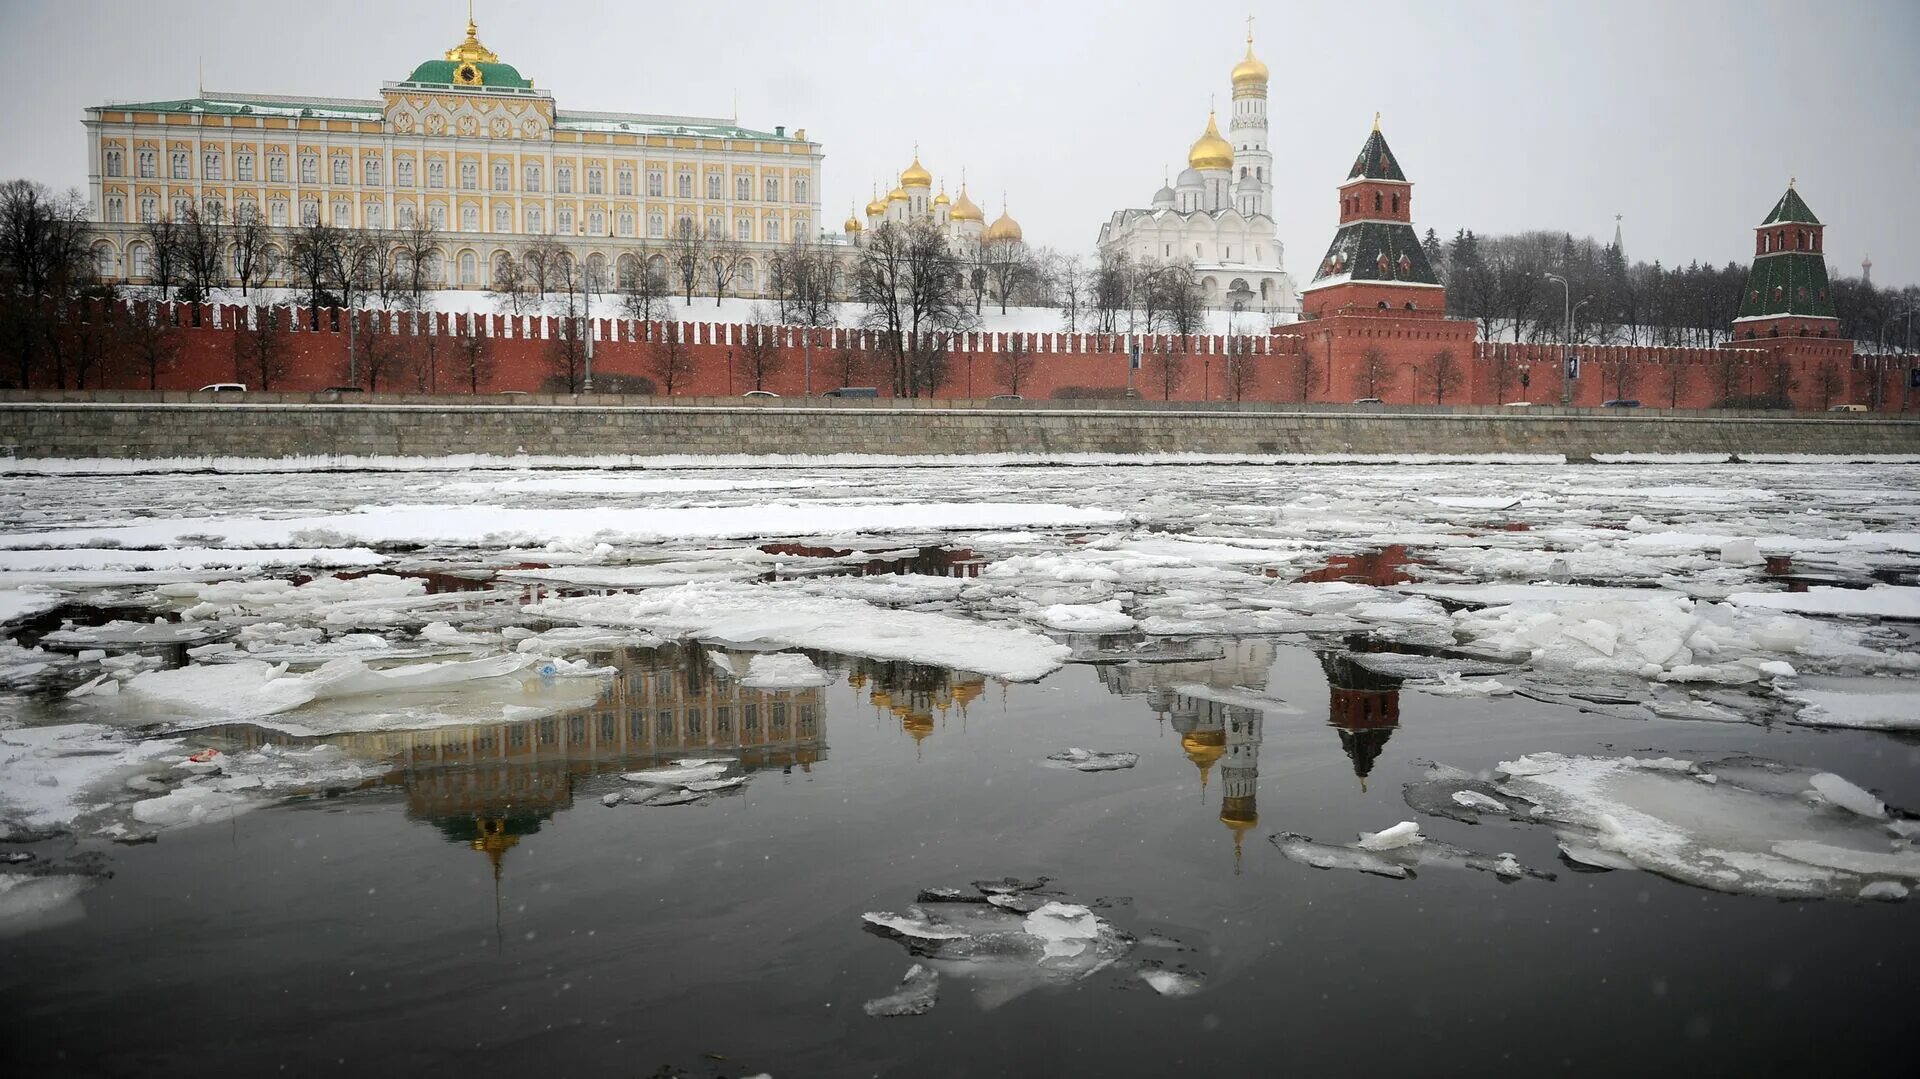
[1519,362,1532,401]
[1544,273,1572,405]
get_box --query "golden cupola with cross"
[403,11,534,90]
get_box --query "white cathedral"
[1096,30,1300,318]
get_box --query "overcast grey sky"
[2,0,1914,284]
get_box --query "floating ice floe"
[1034,601,1137,634]
[0,871,98,935]
[861,878,1195,1013]
[1418,752,1919,899]
[605,757,748,807]
[1270,830,1552,882]
[737,652,833,689]
[1782,676,1920,731]
[863,964,940,1017]
[1729,586,1920,620]
[529,579,1071,681]
[1045,748,1140,772]
[116,654,534,723]
[0,546,385,574]
[0,588,63,626]
[1415,673,1515,697]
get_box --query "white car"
[197,383,247,393]
[1503,401,1534,407]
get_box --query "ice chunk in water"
[1452,790,1511,814]
[1807,773,1886,820]
[621,759,736,786]
[738,652,832,689]
[1356,821,1424,850]
[1859,881,1910,901]
[864,964,940,1017]
[1271,833,1410,878]
[1139,968,1206,998]
[1024,902,1102,959]
[1473,752,1919,898]
[1046,748,1140,772]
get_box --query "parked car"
[1503,401,1535,407]
[1828,403,1868,412]
[323,386,365,394]
[741,390,780,398]
[823,387,879,398]
[197,383,247,393]
[988,394,1024,401]
[1351,397,1383,405]
[497,390,529,397]
[1602,399,1642,408]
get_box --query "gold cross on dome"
[1246,13,1255,44]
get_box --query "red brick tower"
[1298,115,1447,319]
[1733,181,1841,342]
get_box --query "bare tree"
[1660,361,1691,409]
[648,320,695,395]
[1814,360,1845,410]
[1605,358,1642,402]
[853,218,976,397]
[1291,350,1321,403]
[994,334,1037,396]
[618,249,672,324]
[1222,342,1258,401]
[121,298,182,390]
[982,237,1032,316]
[827,337,873,390]
[1429,347,1464,403]
[737,307,784,391]
[230,305,290,389]
[177,202,227,302]
[0,180,96,387]
[1144,344,1186,401]
[666,221,710,305]
[545,260,589,393]
[1153,261,1204,341]
[355,309,409,392]
[450,314,496,393]
[709,234,750,308]
[1050,250,1087,332]
[285,220,342,329]
[1090,248,1131,334]
[1357,346,1395,400]
[228,204,276,296]
[767,241,837,327]
[487,248,534,315]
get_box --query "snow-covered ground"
[201,287,1281,336]
[3,457,1918,888]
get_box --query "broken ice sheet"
[864,964,940,1017]
[1045,748,1140,772]
[1271,830,1553,882]
[861,878,1193,1013]
[1420,752,1919,899]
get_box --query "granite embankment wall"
[4,399,1917,462]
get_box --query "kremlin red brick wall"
[25,300,1915,413]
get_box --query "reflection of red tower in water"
[1319,649,1402,791]
[1294,545,1425,586]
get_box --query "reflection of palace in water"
[212,641,828,876]
[1096,636,1405,869]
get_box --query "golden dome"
[949,187,984,222]
[1231,39,1268,88]
[985,206,1023,243]
[844,213,862,233]
[933,187,951,207]
[865,191,888,218]
[445,19,501,65]
[1188,111,1234,171]
[901,156,932,188]
[887,183,909,203]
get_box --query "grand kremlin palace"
[81,16,824,294]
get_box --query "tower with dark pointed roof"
[1298,116,1445,319]
[1733,181,1839,341]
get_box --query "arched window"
[1373,191,1382,212]
[736,175,751,201]
[461,204,479,231]
[1391,193,1399,213]
[794,177,808,202]
[92,242,116,278]
[493,206,511,232]
[458,250,477,285]
[129,242,150,278]
[765,176,781,202]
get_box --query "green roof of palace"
[403,59,533,90]
[1761,186,1821,225]
[1347,128,1408,182]
[93,96,382,119]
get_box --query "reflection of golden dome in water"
[471,816,521,879]
[933,684,954,710]
[1180,730,1226,787]
[901,709,935,742]
[871,689,893,709]
[950,678,986,709]
[849,671,868,690]
[1220,795,1259,871]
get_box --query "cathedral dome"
[406,18,532,89]
[933,188,951,208]
[865,192,889,217]
[950,188,984,222]
[1175,167,1203,190]
[1231,41,1269,88]
[1152,183,1176,209]
[901,157,932,188]
[985,208,1023,243]
[844,213,863,233]
[1188,112,1233,172]
[887,184,909,203]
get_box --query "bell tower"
[1228,18,1271,219]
